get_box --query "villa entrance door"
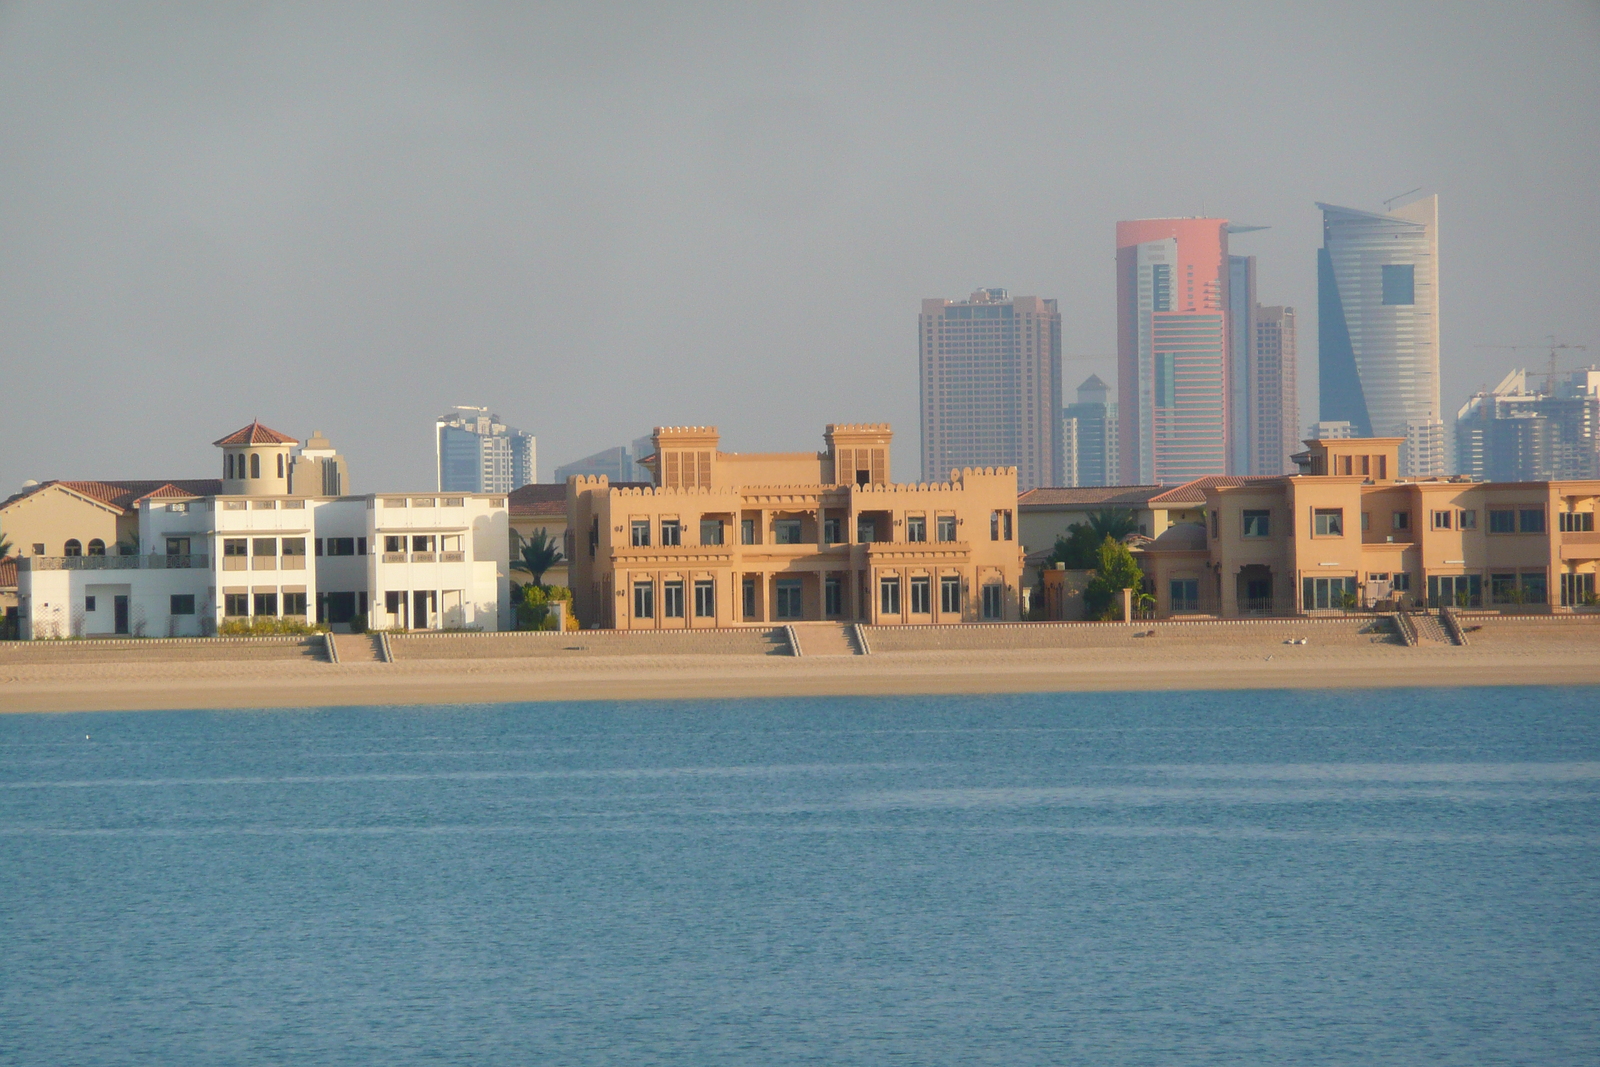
[113,595,129,635]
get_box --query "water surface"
[3,688,1597,1064]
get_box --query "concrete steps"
[330,633,385,663]
[789,622,862,656]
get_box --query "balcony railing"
[382,552,407,563]
[441,551,465,562]
[23,554,210,571]
[411,551,436,563]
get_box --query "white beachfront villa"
[15,421,511,638]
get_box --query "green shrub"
[217,616,327,636]
[1083,536,1144,620]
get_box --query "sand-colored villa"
[1135,437,1600,616]
[567,424,1024,629]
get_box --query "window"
[1431,510,1453,530]
[327,538,355,556]
[1559,512,1594,532]
[981,583,1004,619]
[276,454,284,478]
[776,578,803,618]
[774,519,802,544]
[224,593,249,617]
[1429,574,1480,608]
[823,517,842,544]
[1313,509,1344,537]
[1391,511,1410,532]
[1490,573,1518,603]
[937,515,957,542]
[163,594,195,617]
[85,596,97,612]
[661,521,682,546]
[631,520,651,547]
[411,535,434,553]
[167,502,188,514]
[226,453,234,478]
[700,519,724,545]
[1361,512,1371,532]
[989,510,1012,540]
[1242,510,1270,538]
[1302,576,1356,610]
[906,516,926,543]
[1210,512,1219,538]
[63,539,81,557]
[253,592,277,617]
[941,575,961,614]
[742,576,757,619]
[741,518,757,545]
[909,576,931,614]
[1170,579,1199,613]
[1392,572,1411,592]
[662,581,684,618]
[253,537,276,557]
[441,497,464,508]
[1561,573,1596,606]
[31,543,44,555]
[694,579,715,618]
[1488,509,1515,533]
[1459,510,1477,530]
[1519,509,1545,534]
[1381,263,1415,305]
[250,453,260,479]
[282,592,307,616]
[281,538,306,557]
[1521,572,1548,604]
[223,538,248,557]
[824,575,842,616]
[858,518,876,543]
[879,576,900,615]
[633,581,654,619]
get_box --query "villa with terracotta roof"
[14,421,510,638]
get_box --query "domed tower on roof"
[214,420,298,496]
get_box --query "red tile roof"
[212,420,297,447]
[1018,485,1167,508]
[0,557,15,590]
[0,479,224,514]
[1148,476,1277,505]
[507,483,568,517]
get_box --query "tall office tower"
[1454,367,1600,481]
[919,288,1062,491]
[435,406,536,493]
[1310,420,1355,440]
[1117,219,1230,485]
[1317,195,1444,477]
[1252,306,1300,475]
[1061,374,1119,487]
[1227,254,1257,475]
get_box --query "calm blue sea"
[2,688,1598,1065]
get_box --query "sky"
[1,1,1597,492]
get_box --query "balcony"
[441,551,465,562]
[382,552,407,563]
[1560,530,1600,560]
[411,551,436,563]
[252,557,277,570]
[22,554,210,571]
[281,555,307,570]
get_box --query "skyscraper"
[435,406,536,493]
[1317,195,1444,477]
[1117,219,1230,485]
[1251,305,1300,475]
[919,288,1062,491]
[1061,374,1119,487]
[1455,367,1600,481]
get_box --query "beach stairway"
[330,633,386,663]
[1410,612,1454,647]
[789,622,863,656]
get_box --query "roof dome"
[1146,521,1207,551]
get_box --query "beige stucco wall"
[0,486,130,559]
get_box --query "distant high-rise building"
[1228,254,1258,476]
[1061,374,1118,487]
[1252,306,1300,475]
[1117,219,1230,484]
[435,406,535,493]
[1317,195,1444,477]
[1310,420,1356,440]
[1454,367,1600,481]
[920,288,1062,491]
[554,446,636,484]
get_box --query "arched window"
[250,453,260,479]
[226,453,234,479]
[87,539,106,556]
[277,453,284,478]
[64,539,82,557]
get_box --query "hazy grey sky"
[2,1,1597,491]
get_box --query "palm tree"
[514,528,566,588]
[0,527,11,558]
[1085,508,1140,543]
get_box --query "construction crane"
[1473,336,1589,395]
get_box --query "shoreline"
[4,645,1598,714]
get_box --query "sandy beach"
[2,615,1597,713]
